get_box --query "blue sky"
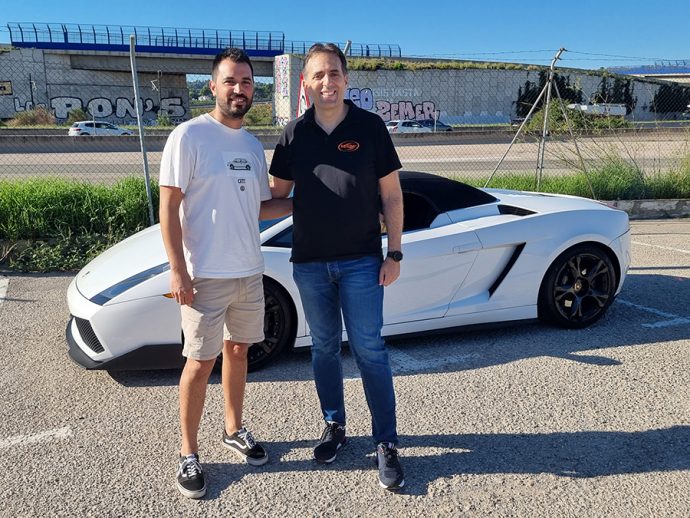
[2,0,689,70]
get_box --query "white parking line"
[632,241,690,255]
[344,349,483,381]
[617,298,690,329]
[0,276,8,307]
[0,426,73,450]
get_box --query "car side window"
[264,227,293,248]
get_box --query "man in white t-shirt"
[159,48,292,499]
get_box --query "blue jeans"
[293,255,398,445]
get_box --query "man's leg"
[222,339,248,435]
[220,274,268,466]
[293,261,348,463]
[176,277,230,498]
[293,261,346,425]
[339,256,404,489]
[179,357,216,455]
[338,256,397,445]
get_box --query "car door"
[382,221,482,324]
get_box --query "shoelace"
[183,456,202,478]
[321,423,339,442]
[237,428,256,449]
[379,445,399,466]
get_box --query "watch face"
[388,250,403,261]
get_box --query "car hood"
[75,224,167,300]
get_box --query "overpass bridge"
[6,22,402,76]
[1,22,401,123]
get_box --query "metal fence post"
[129,34,156,227]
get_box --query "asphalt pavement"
[0,219,688,517]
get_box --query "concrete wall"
[273,54,678,125]
[1,47,189,124]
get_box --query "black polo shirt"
[270,100,402,263]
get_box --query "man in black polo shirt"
[270,43,405,490]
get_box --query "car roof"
[399,171,497,212]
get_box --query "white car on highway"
[68,121,133,136]
[385,120,432,134]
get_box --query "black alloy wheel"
[538,244,617,329]
[248,277,295,371]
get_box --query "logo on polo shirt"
[337,140,360,152]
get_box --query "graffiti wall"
[0,47,189,123]
[345,87,437,121]
[268,53,673,125]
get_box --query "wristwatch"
[386,250,403,262]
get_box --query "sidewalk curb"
[603,199,690,220]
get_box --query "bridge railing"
[7,22,285,54]
[7,22,401,58]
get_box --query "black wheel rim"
[552,252,613,323]
[248,289,286,366]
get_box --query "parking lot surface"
[0,219,688,517]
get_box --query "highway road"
[1,131,688,183]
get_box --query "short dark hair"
[212,48,254,78]
[303,43,348,75]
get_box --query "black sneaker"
[376,443,405,490]
[176,453,206,499]
[222,427,268,466]
[314,422,346,464]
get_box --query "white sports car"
[66,171,631,372]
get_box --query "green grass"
[1,162,688,272]
[0,177,157,271]
[470,158,690,199]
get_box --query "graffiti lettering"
[345,88,374,110]
[161,98,184,117]
[14,97,46,112]
[50,97,82,118]
[275,55,290,98]
[375,100,436,122]
[87,98,113,118]
[115,98,137,118]
[48,96,186,121]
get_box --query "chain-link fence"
[2,25,690,197]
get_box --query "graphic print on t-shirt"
[222,152,259,194]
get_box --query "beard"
[218,93,253,119]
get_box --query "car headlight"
[90,263,170,305]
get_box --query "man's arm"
[378,170,404,287]
[159,186,194,305]
[259,177,294,220]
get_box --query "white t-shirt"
[159,113,272,278]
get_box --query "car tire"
[538,244,617,329]
[248,277,296,371]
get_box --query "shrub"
[66,108,90,126]
[156,112,172,127]
[244,103,272,126]
[7,106,56,126]
[524,100,632,134]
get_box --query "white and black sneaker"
[222,427,269,466]
[314,422,346,464]
[176,453,206,499]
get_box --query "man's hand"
[170,268,194,306]
[379,258,400,287]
